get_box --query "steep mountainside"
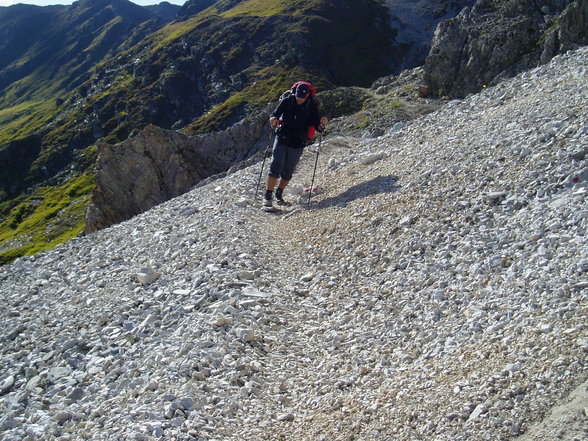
[0,0,172,110]
[384,0,476,70]
[145,1,182,21]
[0,0,404,264]
[0,0,176,198]
[3,0,586,265]
[0,46,586,440]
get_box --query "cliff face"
[85,112,267,232]
[423,0,588,97]
[383,0,476,71]
[540,0,588,63]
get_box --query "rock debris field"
[1,48,587,441]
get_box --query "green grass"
[0,172,95,265]
[150,0,325,53]
[150,14,213,53]
[0,100,58,145]
[183,64,318,134]
[220,0,332,18]
[220,0,285,17]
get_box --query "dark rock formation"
[423,0,587,98]
[540,0,588,63]
[383,0,477,71]
[85,112,267,232]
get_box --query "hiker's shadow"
[313,175,400,209]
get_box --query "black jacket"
[272,95,321,148]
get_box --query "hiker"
[264,82,328,208]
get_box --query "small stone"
[4,324,26,341]
[468,404,486,421]
[180,397,195,411]
[235,327,256,342]
[0,415,17,430]
[235,197,249,207]
[239,271,256,281]
[136,267,159,285]
[570,148,587,161]
[485,191,509,204]
[277,413,295,422]
[26,375,44,390]
[47,366,72,383]
[212,316,232,326]
[0,376,15,394]
[67,388,86,402]
[54,410,73,423]
[361,151,385,165]
[300,273,314,282]
[504,363,521,374]
[399,216,414,227]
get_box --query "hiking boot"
[263,197,273,208]
[275,195,291,206]
[275,187,290,206]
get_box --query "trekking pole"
[308,131,322,206]
[255,128,275,202]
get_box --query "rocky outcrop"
[145,1,182,22]
[85,112,267,232]
[423,0,587,97]
[383,0,476,71]
[540,0,588,63]
[176,0,219,20]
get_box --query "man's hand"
[319,116,328,132]
[269,117,278,128]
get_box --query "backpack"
[280,81,316,100]
[278,81,317,141]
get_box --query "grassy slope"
[0,1,167,264]
[0,172,95,265]
[181,0,398,132]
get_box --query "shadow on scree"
[311,174,400,209]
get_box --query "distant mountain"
[0,0,175,195]
[0,4,67,76]
[176,0,216,19]
[145,1,182,21]
[0,0,173,108]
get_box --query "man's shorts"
[268,139,304,181]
